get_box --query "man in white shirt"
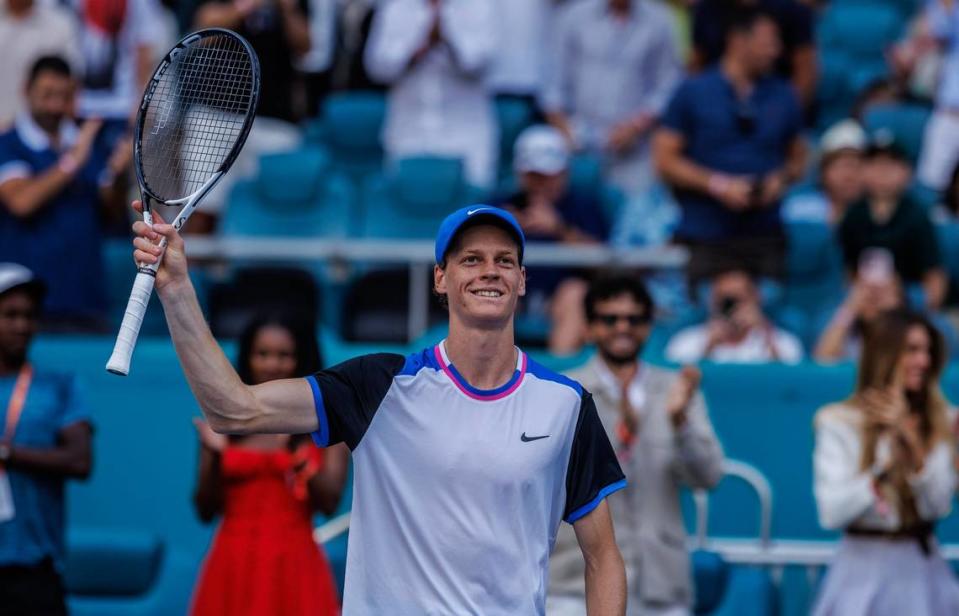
[0,0,80,128]
[665,268,804,363]
[364,0,498,189]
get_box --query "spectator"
[932,160,959,222]
[917,0,959,192]
[838,130,947,310]
[485,0,553,104]
[654,7,806,288]
[543,0,682,196]
[0,0,79,129]
[74,0,164,144]
[691,0,816,106]
[812,309,959,616]
[782,119,866,225]
[665,268,804,363]
[549,274,723,616]
[814,268,904,362]
[0,56,129,329]
[193,0,311,231]
[0,263,93,616]
[191,314,346,616]
[365,0,498,189]
[498,125,609,354]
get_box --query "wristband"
[58,154,79,176]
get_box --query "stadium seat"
[815,51,854,131]
[312,91,387,180]
[220,147,354,238]
[709,566,778,616]
[493,95,537,187]
[339,267,447,343]
[817,4,903,60]
[207,266,321,338]
[863,103,932,165]
[359,157,485,239]
[66,530,197,616]
[782,221,846,344]
[692,550,730,614]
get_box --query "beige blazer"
[549,357,724,607]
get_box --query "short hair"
[725,6,778,39]
[27,56,72,88]
[583,273,654,323]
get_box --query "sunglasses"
[594,313,650,327]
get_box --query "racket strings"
[139,34,256,201]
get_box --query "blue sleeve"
[660,81,694,136]
[59,375,92,429]
[563,391,626,524]
[307,353,406,450]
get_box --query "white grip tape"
[105,271,156,375]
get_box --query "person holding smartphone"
[664,268,803,364]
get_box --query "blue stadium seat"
[817,4,904,60]
[359,157,485,239]
[709,566,778,616]
[816,51,854,131]
[783,221,846,344]
[692,550,730,614]
[219,147,354,238]
[863,104,932,165]
[494,96,537,187]
[66,530,196,616]
[312,91,387,181]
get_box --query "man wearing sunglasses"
[548,274,723,616]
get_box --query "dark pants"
[680,235,787,292]
[0,558,68,616]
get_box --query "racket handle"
[106,271,157,376]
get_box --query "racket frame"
[106,28,260,376]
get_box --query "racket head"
[134,28,261,205]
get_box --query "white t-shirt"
[308,341,625,615]
[664,323,804,364]
[74,0,164,119]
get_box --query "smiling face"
[588,293,652,365]
[434,223,526,329]
[896,324,934,394]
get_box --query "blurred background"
[3,0,959,613]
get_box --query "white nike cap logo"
[466,208,487,216]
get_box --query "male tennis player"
[132,202,627,615]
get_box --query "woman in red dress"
[189,314,348,615]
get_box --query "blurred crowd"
[4,1,959,614]
[1,0,959,358]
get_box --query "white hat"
[0,263,45,299]
[513,125,570,175]
[820,119,867,156]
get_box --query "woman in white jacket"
[812,309,959,616]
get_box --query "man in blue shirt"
[0,55,130,330]
[0,263,93,615]
[653,7,806,289]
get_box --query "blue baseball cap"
[434,205,526,265]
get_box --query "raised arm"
[131,202,318,435]
[573,500,626,616]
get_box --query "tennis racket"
[106,29,260,376]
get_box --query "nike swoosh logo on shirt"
[521,433,550,442]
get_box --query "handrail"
[314,512,351,544]
[693,459,774,549]
[181,236,690,269]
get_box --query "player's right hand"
[131,200,189,294]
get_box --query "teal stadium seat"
[220,147,354,238]
[307,91,386,187]
[815,51,853,131]
[783,221,846,344]
[817,4,904,61]
[359,156,485,238]
[493,96,537,188]
[863,104,932,165]
[66,530,197,616]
